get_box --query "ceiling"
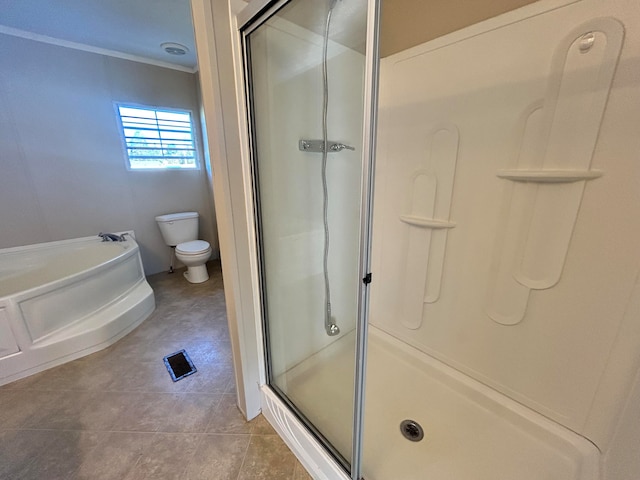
[0,0,543,70]
[0,0,198,70]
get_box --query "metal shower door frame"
[238,0,381,478]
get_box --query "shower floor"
[279,327,600,480]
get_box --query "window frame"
[114,102,201,171]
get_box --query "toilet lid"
[176,240,210,254]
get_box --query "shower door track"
[270,382,351,470]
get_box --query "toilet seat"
[176,240,210,255]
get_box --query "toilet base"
[183,264,209,284]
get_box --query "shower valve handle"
[299,139,355,153]
[330,143,355,152]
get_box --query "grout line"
[13,427,255,437]
[202,393,226,433]
[0,267,279,478]
[235,434,254,480]
[1,377,234,393]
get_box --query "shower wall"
[249,16,365,377]
[370,0,640,457]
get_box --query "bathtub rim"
[0,231,139,302]
[0,231,136,256]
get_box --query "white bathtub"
[0,232,155,386]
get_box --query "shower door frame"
[237,0,381,478]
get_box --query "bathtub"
[0,232,155,386]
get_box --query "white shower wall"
[370,0,640,463]
[249,15,365,378]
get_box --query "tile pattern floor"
[0,262,312,480]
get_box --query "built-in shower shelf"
[399,215,456,229]
[496,169,603,183]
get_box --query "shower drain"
[400,419,424,442]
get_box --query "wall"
[191,0,263,419]
[380,0,539,57]
[0,33,217,275]
[370,0,640,474]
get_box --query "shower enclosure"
[241,0,371,472]
[223,0,640,478]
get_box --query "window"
[116,104,198,170]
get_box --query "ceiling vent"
[161,42,189,56]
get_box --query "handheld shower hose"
[322,0,340,337]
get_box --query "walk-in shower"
[233,0,640,478]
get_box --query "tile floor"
[0,261,312,480]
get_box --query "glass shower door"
[242,0,369,471]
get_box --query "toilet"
[155,212,212,283]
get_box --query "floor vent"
[163,349,197,381]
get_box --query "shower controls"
[330,143,355,152]
[299,139,355,153]
[400,420,425,442]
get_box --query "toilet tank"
[155,212,199,246]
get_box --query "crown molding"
[0,25,197,74]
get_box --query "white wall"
[0,33,217,275]
[191,0,264,419]
[249,15,365,377]
[370,0,640,474]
